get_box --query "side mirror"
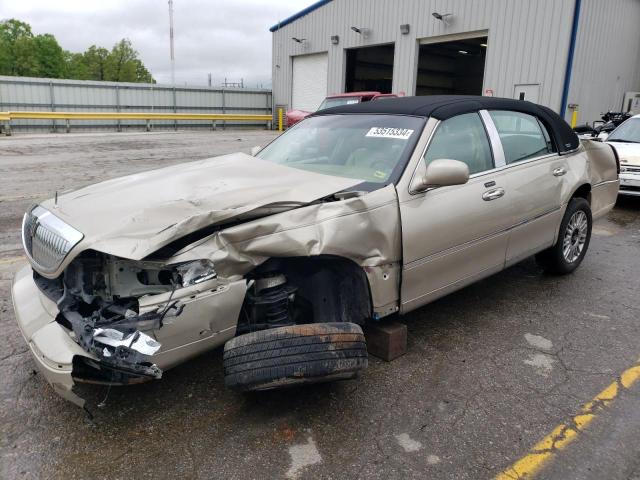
[412,159,470,192]
[250,146,262,156]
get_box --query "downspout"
[560,0,582,119]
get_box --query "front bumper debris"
[12,264,247,407]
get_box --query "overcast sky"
[0,0,312,87]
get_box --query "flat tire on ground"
[223,322,368,392]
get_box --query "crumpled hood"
[608,141,640,165]
[40,152,360,263]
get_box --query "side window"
[489,110,555,164]
[423,113,494,175]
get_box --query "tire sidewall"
[554,198,592,274]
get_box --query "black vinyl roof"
[313,95,579,153]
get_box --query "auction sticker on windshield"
[366,127,414,139]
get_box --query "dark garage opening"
[416,36,487,96]
[345,44,394,93]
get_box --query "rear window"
[489,111,555,164]
[317,97,362,111]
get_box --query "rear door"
[485,110,567,265]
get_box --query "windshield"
[317,96,362,111]
[257,114,425,190]
[608,118,640,143]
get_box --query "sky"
[0,0,313,88]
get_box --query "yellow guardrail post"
[278,108,283,132]
[0,112,11,136]
[568,103,579,128]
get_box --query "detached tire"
[223,322,368,392]
[535,197,592,275]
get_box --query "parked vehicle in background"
[285,91,397,126]
[12,96,618,407]
[606,114,640,196]
[574,111,633,140]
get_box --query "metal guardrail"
[0,110,281,134]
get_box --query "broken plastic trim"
[72,355,159,385]
[62,310,162,380]
[175,259,217,287]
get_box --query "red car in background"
[286,91,398,127]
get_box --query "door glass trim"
[479,110,506,167]
[468,152,559,179]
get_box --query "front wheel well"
[238,256,372,333]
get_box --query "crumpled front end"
[12,247,246,407]
[13,171,402,406]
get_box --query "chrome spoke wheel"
[562,210,588,263]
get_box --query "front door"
[399,112,513,312]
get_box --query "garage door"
[291,52,328,112]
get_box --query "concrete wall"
[272,0,575,113]
[566,0,640,124]
[0,76,272,131]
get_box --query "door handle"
[482,188,505,201]
[553,167,567,177]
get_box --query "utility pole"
[208,73,212,87]
[168,0,175,85]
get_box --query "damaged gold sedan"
[12,96,620,407]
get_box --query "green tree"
[105,39,138,82]
[0,19,154,83]
[134,59,154,84]
[33,34,65,78]
[82,45,109,80]
[63,51,89,79]
[0,19,36,76]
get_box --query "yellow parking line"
[0,256,25,265]
[495,359,640,479]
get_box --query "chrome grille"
[621,165,640,174]
[22,206,83,274]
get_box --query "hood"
[40,153,360,264]
[607,141,640,166]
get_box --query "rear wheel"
[223,322,368,392]
[536,197,592,274]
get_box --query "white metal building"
[271,0,640,125]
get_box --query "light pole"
[168,0,175,85]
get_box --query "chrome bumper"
[619,172,640,196]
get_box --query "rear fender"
[580,139,619,219]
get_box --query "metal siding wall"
[567,0,640,124]
[272,0,577,113]
[0,76,272,131]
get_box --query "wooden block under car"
[364,321,407,362]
